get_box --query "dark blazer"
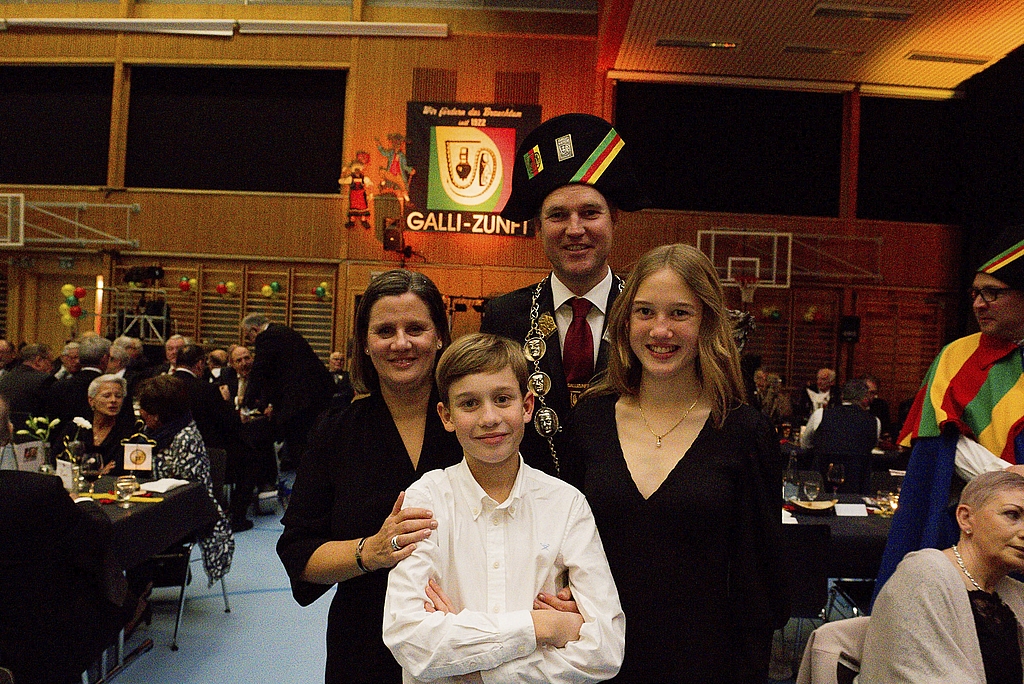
[174,369,240,451]
[480,274,621,476]
[0,363,55,417]
[0,471,129,683]
[246,323,335,428]
[46,368,102,425]
[208,366,239,402]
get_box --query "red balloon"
[69,305,82,318]
[216,283,228,295]
[178,280,190,292]
[73,286,86,299]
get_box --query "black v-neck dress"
[278,391,463,684]
[564,394,788,683]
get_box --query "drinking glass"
[81,453,103,495]
[801,473,822,501]
[115,475,138,509]
[826,463,846,496]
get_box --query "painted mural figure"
[376,133,415,202]
[340,151,373,229]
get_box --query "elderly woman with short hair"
[54,374,137,475]
[861,470,1024,683]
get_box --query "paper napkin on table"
[140,478,190,493]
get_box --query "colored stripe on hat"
[980,236,1024,275]
[524,145,543,180]
[570,129,624,185]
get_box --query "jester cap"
[499,113,648,222]
[978,226,1024,291]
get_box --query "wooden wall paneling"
[107,40,130,188]
[787,286,841,391]
[199,266,244,349]
[290,267,338,362]
[244,267,289,326]
[734,286,791,381]
[495,71,540,105]
[156,264,200,341]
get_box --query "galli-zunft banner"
[405,102,541,237]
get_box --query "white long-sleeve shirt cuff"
[954,435,1010,480]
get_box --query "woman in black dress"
[277,270,462,684]
[56,374,138,476]
[565,243,788,683]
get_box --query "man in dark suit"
[0,398,131,683]
[481,114,648,476]
[0,343,55,420]
[240,313,335,471]
[46,336,110,427]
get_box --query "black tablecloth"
[784,494,892,579]
[96,476,219,571]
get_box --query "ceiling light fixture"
[656,37,739,50]
[783,44,865,57]
[812,3,913,21]
[907,52,989,66]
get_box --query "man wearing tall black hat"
[875,226,1024,596]
[481,114,648,477]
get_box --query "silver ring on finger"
[390,535,401,552]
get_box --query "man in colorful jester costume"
[875,227,1024,599]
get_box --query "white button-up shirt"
[384,458,624,684]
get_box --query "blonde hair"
[435,333,528,406]
[587,243,745,428]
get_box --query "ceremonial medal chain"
[526,277,560,476]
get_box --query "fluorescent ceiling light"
[812,3,913,21]
[237,21,448,37]
[656,37,739,49]
[2,18,236,36]
[906,52,989,66]
[783,44,865,57]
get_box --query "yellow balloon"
[226,281,238,294]
[189,278,198,288]
[59,303,70,315]
[61,314,75,327]
[61,283,75,298]
[261,285,273,297]
[319,281,329,289]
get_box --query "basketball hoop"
[737,276,758,304]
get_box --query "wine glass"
[115,475,138,509]
[801,472,822,501]
[80,453,104,495]
[826,463,846,497]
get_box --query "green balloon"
[66,295,79,306]
[270,281,281,293]
[315,286,326,297]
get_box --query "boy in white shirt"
[383,333,624,683]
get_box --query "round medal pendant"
[528,371,552,397]
[523,337,547,362]
[533,407,560,437]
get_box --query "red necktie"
[562,298,594,384]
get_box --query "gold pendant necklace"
[638,397,699,448]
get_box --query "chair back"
[207,447,228,509]
[795,616,871,684]
[780,522,831,619]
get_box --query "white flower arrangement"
[73,416,93,431]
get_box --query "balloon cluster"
[178,276,199,292]
[59,283,87,327]
[760,305,782,321]
[215,281,239,296]
[803,305,822,323]
[311,281,330,300]
[261,281,282,298]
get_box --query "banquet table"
[783,494,892,580]
[94,475,220,571]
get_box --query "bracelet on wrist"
[355,537,370,574]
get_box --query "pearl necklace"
[638,397,699,448]
[952,544,985,592]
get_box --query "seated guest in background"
[328,350,354,408]
[0,396,133,684]
[758,371,792,429]
[47,336,111,428]
[56,375,137,476]
[384,333,624,683]
[53,341,80,381]
[0,343,54,420]
[801,379,880,493]
[861,470,1024,683]
[137,375,234,585]
[206,348,238,401]
[151,334,188,376]
[229,344,278,497]
[0,339,18,376]
[796,367,836,424]
[862,373,892,441]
